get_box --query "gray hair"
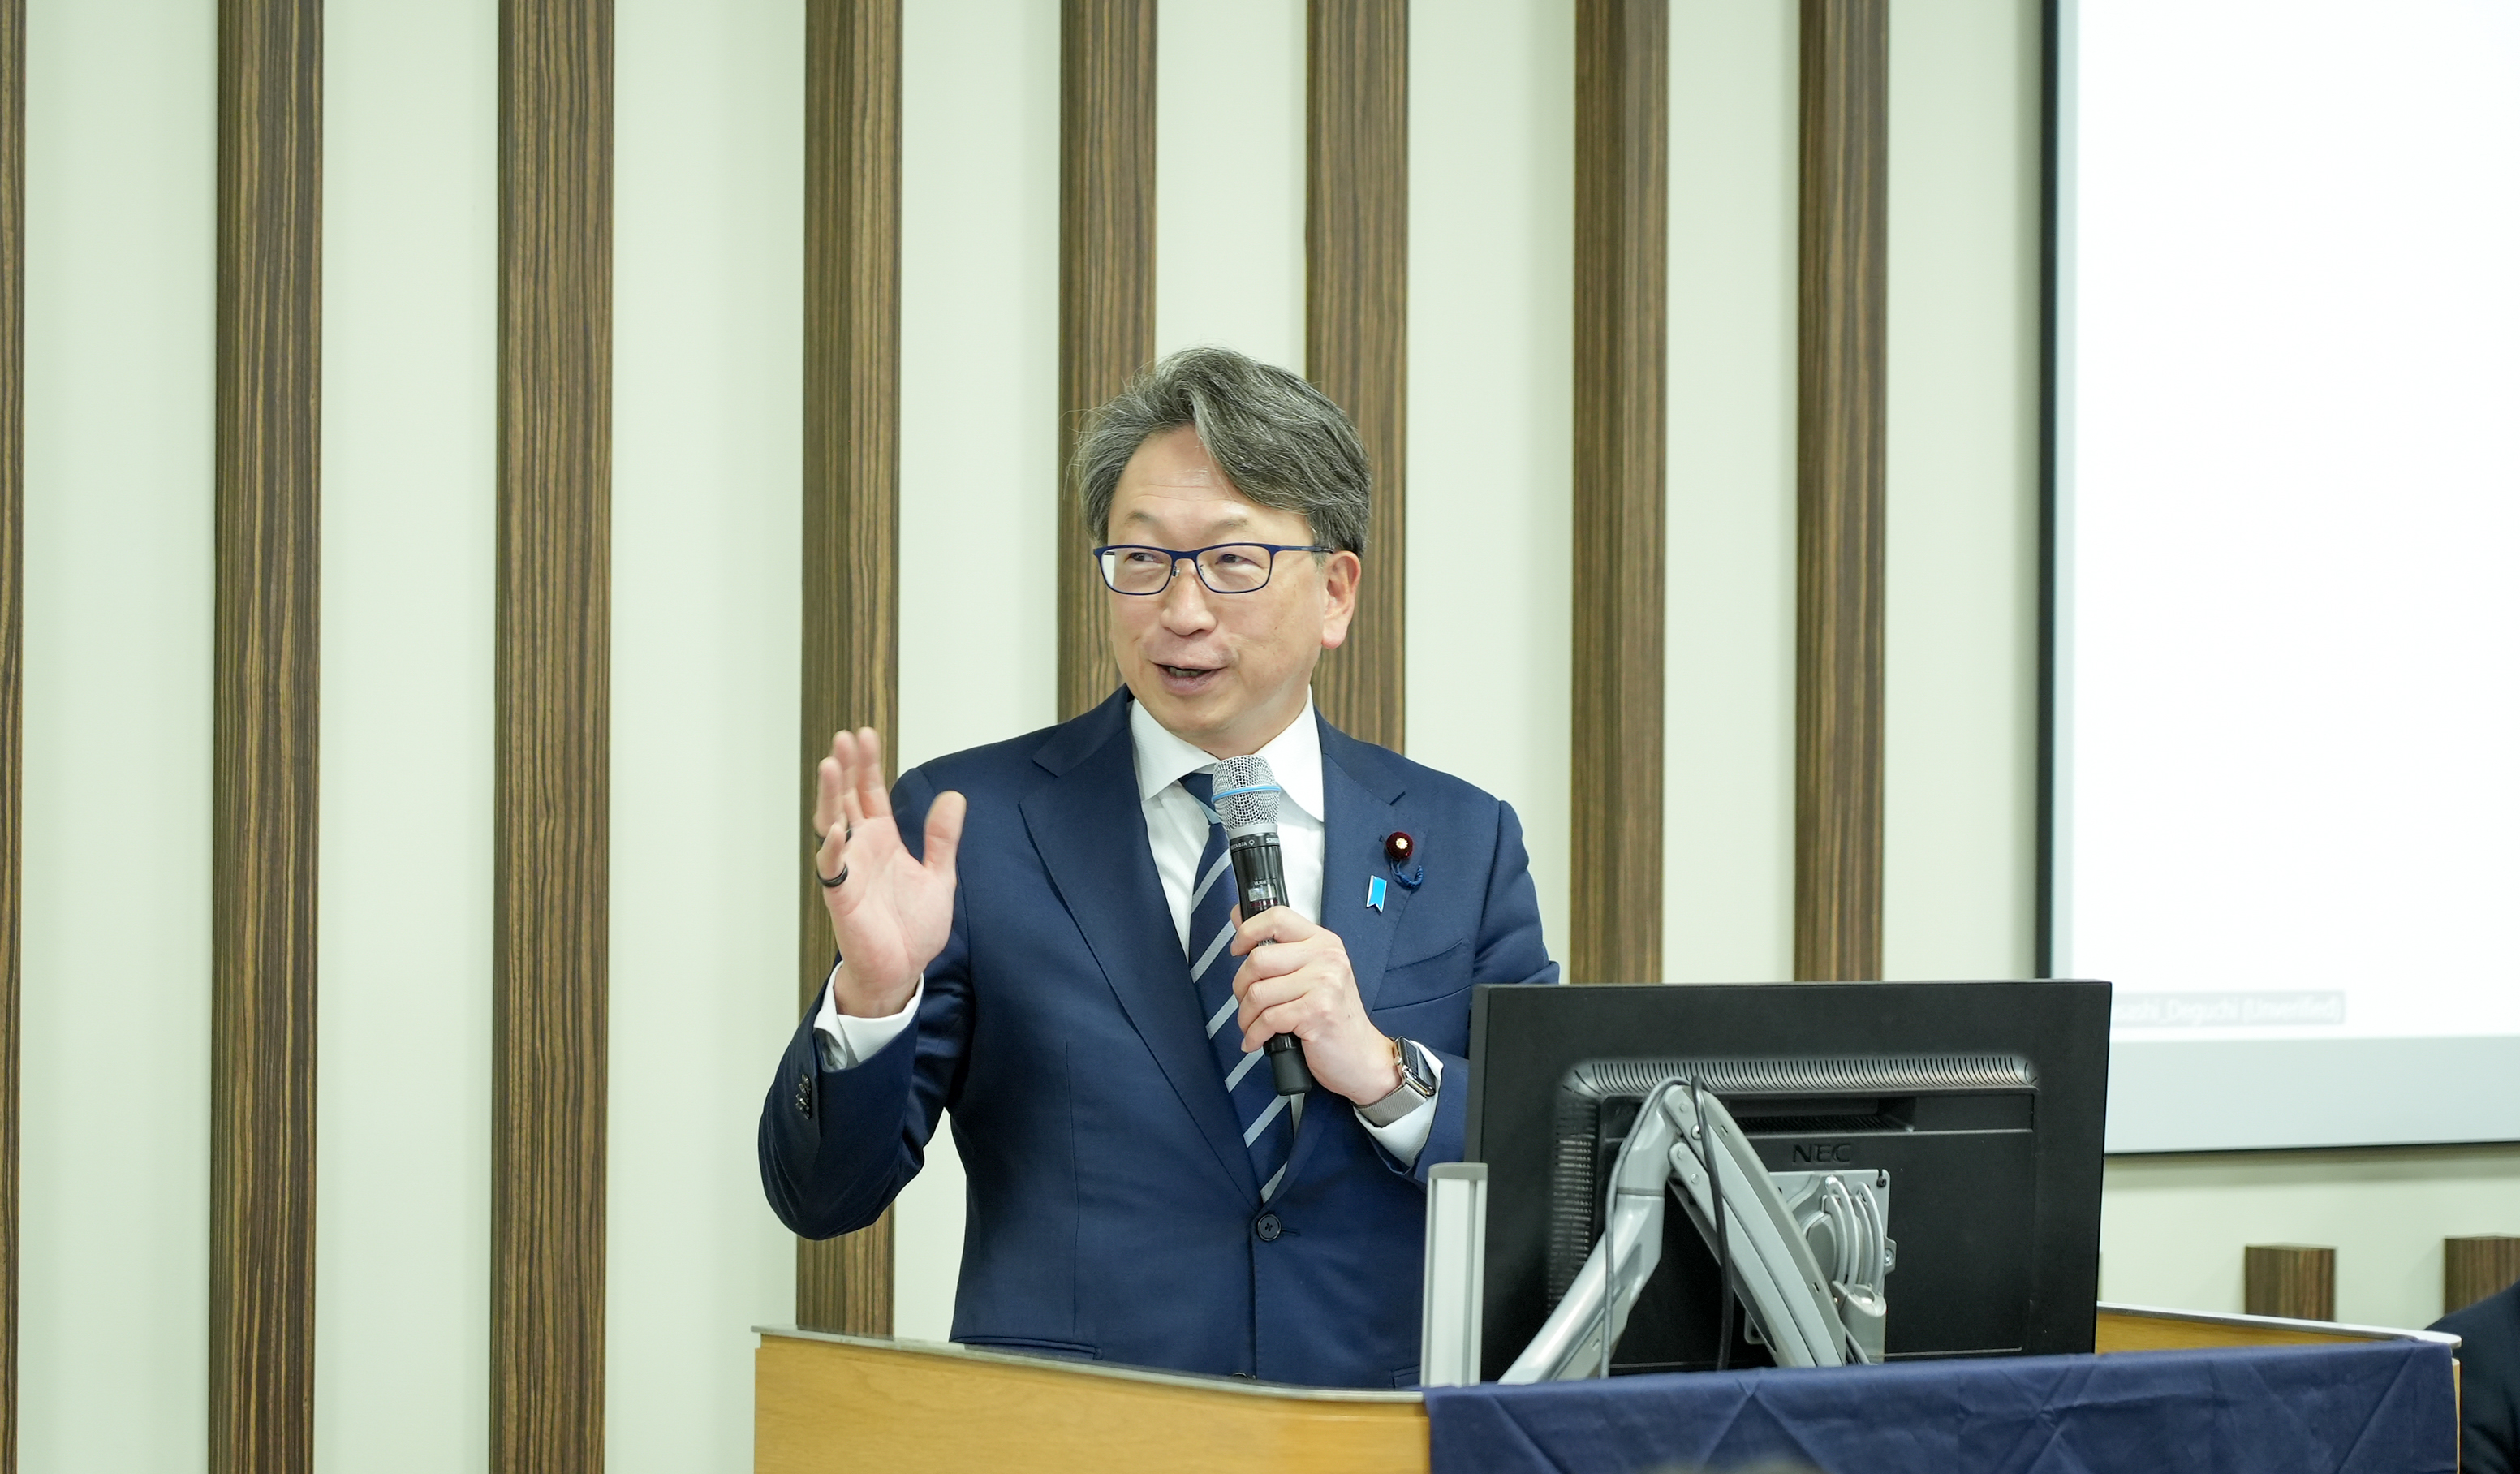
[1074,347,1372,555]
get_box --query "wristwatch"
[1358,1036,1438,1127]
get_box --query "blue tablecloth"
[1424,1341,2455,1474]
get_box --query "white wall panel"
[1155,0,1304,373]
[2103,1144,2520,1331]
[1401,0,1572,952]
[1663,0,1798,984]
[316,4,495,1470]
[1405,0,1575,962]
[20,2,215,1467]
[1881,0,2040,980]
[609,2,803,1466]
[893,0,1061,1341]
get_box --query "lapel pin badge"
[1367,875,1388,912]
[1382,830,1425,890]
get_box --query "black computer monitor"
[1465,980,2110,1381]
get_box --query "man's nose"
[1157,559,1217,630]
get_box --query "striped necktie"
[1180,768,1298,1200]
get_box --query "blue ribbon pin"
[1366,875,1388,912]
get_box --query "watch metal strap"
[1358,1037,1434,1127]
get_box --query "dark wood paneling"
[798,0,901,1338]
[1793,0,1886,983]
[211,2,321,1469]
[1569,0,1667,985]
[2244,1244,2336,1322]
[1055,0,1156,722]
[2445,1236,2520,1316]
[494,2,611,1469]
[1304,0,1406,751]
[0,0,20,1463]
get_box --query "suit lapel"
[1278,721,1416,1187]
[1320,741,1413,1015]
[1022,705,1260,1202]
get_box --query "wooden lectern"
[755,1328,1430,1473]
[756,1307,2455,1472]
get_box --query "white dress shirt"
[812,691,1440,1166]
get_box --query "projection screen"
[2056,0,2520,1151]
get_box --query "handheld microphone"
[1210,754,1315,1097]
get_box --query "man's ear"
[1317,550,1362,650]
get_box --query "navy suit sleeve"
[1402,798,1559,1183]
[2436,1288,2520,1474]
[757,765,974,1239]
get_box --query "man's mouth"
[1156,662,1223,692]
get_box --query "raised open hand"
[813,727,967,1016]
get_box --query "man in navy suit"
[758,346,1558,1388]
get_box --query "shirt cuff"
[1355,1052,1444,1168]
[811,966,924,1071]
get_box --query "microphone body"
[1210,754,1316,1097]
[1227,831,1314,1095]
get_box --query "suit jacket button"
[1254,1212,1282,1243]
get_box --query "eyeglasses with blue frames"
[1092,541,1335,596]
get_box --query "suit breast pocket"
[1369,939,1474,1050]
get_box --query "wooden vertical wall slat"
[494,1,612,1469]
[211,2,321,1469]
[798,0,902,1338]
[1793,0,1888,983]
[0,0,20,1463]
[1569,0,1668,985]
[1055,0,1157,722]
[1304,0,1407,751]
[2243,1244,2337,1323]
[2445,1236,2520,1316]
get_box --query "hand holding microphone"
[1213,755,1402,1107]
[1211,756,1313,1095]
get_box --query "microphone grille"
[1209,755,1282,837]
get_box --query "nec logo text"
[1790,1142,1855,1163]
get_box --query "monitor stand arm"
[1501,1085,1893,1382]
